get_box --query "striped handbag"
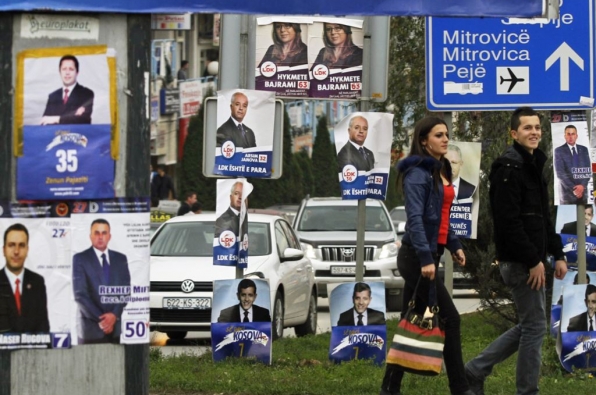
[386,277,444,376]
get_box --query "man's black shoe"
[465,366,485,395]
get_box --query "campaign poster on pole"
[213,179,253,268]
[15,45,118,199]
[213,89,275,177]
[328,282,386,365]
[211,279,272,364]
[334,112,393,200]
[446,142,481,239]
[70,198,150,345]
[551,112,593,206]
[255,16,312,98]
[550,271,596,338]
[308,17,363,100]
[590,109,596,173]
[179,79,203,118]
[556,204,596,272]
[557,284,596,373]
[0,202,72,350]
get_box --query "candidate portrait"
[216,91,257,149]
[215,181,248,239]
[217,279,271,323]
[560,204,596,236]
[73,218,131,344]
[567,284,596,332]
[337,115,375,172]
[445,144,477,202]
[41,55,95,125]
[312,23,363,70]
[258,22,307,69]
[554,125,592,204]
[337,282,385,326]
[0,223,50,333]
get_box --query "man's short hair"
[230,181,243,195]
[181,60,189,68]
[352,282,371,299]
[573,272,591,285]
[91,218,110,230]
[230,91,248,105]
[585,284,596,299]
[59,55,79,72]
[564,125,577,132]
[447,144,463,160]
[190,202,202,212]
[184,191,197,201]
[3,223,29,245]
[157,164,167,172]
[510,107,539,131]
[237,278,257,294]
[348,115,367,129]
[583,204,594,215]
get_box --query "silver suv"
[293,197,404,311]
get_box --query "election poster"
[590,109,596,173]
[179,79,203,118]
[551,112,593,206]
[211,279,272,364]
[213,179,253,268]
[550,271,596,338]
[447,142,481,239]
[17,124,114,200]
[0,202,73,350]
[14,45,118,200]
[255,16,312,98]
[556,205,596,272]
[213,89,275,178]
[328,282,386,365]
[308,17,363,100]
[557,283,596,373]
[70,198,150,345]
[334,112,393,200]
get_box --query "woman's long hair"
[398,116,451,192]
[271,23,304,63]
[322,23,357,65]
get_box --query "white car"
[150,213,317,340]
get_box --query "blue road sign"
[426,1,595,111]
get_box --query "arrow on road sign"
[545,42,584,92]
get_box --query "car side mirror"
[281,247,304,262]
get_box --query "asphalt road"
[150,289,481,357]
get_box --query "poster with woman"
[255,16,312,98]
[308,17,364,100]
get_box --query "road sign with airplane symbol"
[426,0,595,110]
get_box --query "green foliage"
[311,116,340,197]
[178,96,217,211]
[295,151,315,197]
[149,312,594,395]
[384,166,401,210]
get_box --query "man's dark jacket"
[489,142,565,269]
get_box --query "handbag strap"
[406,276,440,313]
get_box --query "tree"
[178,96,217,211]
[311,115,340,197]
[295,151,314,197]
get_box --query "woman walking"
[380,116,473,395]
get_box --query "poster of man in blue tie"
[14,46,118,200]
[328,282,386,365]
[213,179,253,268]
[214,89,275,178]
[445,142,481,239]
[551,112,593,206]
[211,279,272,364]
[334,112,393,200]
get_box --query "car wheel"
[294,291,317,337]
[166,331,187,340]
[272,290,284,341]
[385,290,403,312]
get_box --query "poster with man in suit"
[0,204,73,350]
[213,179,253,268]
[15,46,117,200]
[328,281,386,365]
[556,205,596,271]
[551,113,593,205]
[214,89,275,178]
[70,198,150,345]
[211,279,272,364]
[334,112,393,201]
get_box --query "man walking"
[465,107,568,395]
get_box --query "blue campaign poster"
[328,282,387,365]
[17,125,114,200]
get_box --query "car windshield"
[297,206,392,232]
[390,208,406,222]
[151,221,270,257]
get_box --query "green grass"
[149,312,595,395]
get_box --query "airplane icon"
[499,67,525,93]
